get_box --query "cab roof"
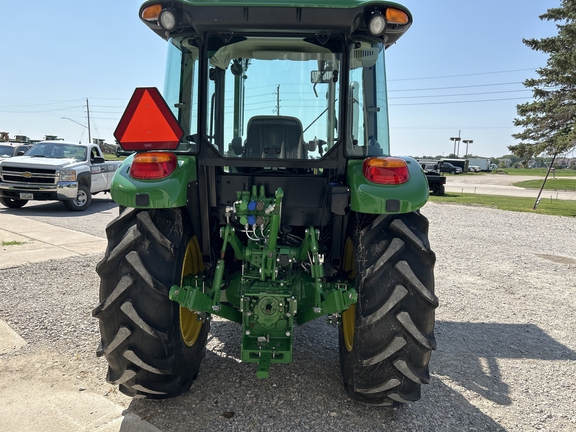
[140,0,412,48]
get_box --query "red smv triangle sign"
[114,87,183,150]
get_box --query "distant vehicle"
[468,165,481,173]
[467,157,491,172]
[0,141,121,211]
[489,164,498,171]
[441,158,467,172]
[0,143,33,161]
[438,162,462,175]
[421,164,446,195]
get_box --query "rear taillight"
[130,152,177,180]
[362,157,410,185]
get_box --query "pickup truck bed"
[424,171,446,196]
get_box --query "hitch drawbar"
[169,186,357,378]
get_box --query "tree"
[508,142,536,167]
[511,1,576,159]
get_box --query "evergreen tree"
[511,0,576,161]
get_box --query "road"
[444,173,576,200]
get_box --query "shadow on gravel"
[124,319,509,431]
[433,321,576,406]
[0,196,117,217]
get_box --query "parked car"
[439,162,462,175]
[468,165,481,173]
[0,143,33,161]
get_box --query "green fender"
[111,154,198,208]
[346,157,429,214]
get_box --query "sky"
[0,0,562,158]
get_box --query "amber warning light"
[114,87,183,151]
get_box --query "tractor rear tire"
[339,212,437,406]
[93,207,209,399]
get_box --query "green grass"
[2,240,27,246]
[498,167,576,177]
[513,178,576,191]
[428,193,576,217]
[104,155,126,161]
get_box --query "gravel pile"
[1,201,575,431]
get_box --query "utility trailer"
[467,157,491,172]
[94,0,437,407]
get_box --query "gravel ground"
[1,201,576,431]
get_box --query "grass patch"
[428,193,576,217]
[104,155,126,161]
[499,168,576,177]
[513,178,576,191]
[2,240,27,246]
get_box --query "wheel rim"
[342,305,355,352]
[342,237,356,352]
[180,237,204,347]
[74,190,87,206]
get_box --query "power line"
[390,89,532,100]
[389,97,532,107]
[388,68,539,82]
[0,98,85,107]
[0,106,84,113]
[391,126,518,130]
[388,81,524,92]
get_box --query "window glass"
[205,36,341,160]
[165,38,200,147]
[347,41,390,157]
[26,143,87,161]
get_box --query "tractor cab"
[164,34,391,162]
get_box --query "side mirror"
[16,151,26,156]
[308,139,326,156]
[92,156,105,164]
[230,136,243,155]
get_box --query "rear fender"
[111,154,197,208]
[346,157,428,214]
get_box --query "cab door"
[89,146,109,192]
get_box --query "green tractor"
[94,0,437,406]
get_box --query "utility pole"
[275,85,280,116]
[86,98,92,144]
[456,130,461,157]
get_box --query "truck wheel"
[63,184,92,211]
[93,208,209,398]
[339,212,437,406]
[0,197,28,208]
[437,184,445,196]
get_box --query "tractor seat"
[244,116,305,159]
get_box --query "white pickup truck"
[0,141,122,211]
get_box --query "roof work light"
[159,9,177,31]
[367,11,386,36]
